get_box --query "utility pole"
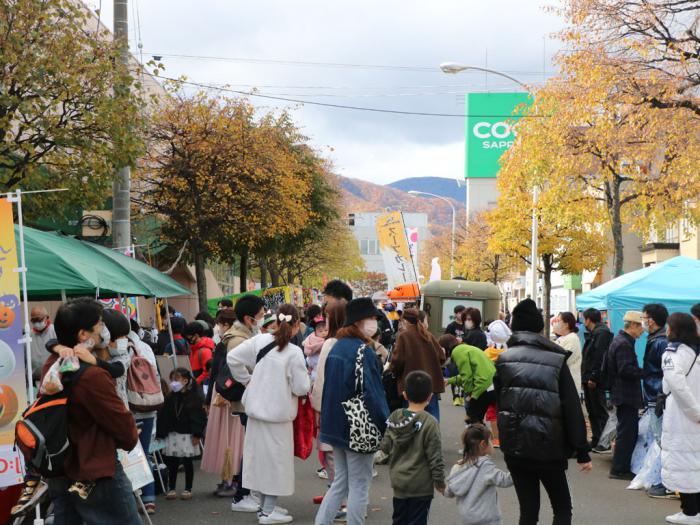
[530,186,539,304]
[112,0,131,249]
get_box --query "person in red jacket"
[184,322,214,386]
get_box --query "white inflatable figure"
[0,340,16,380]
[429,257,442,282]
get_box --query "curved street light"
[408,190,456,279]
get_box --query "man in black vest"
[494,299,592,525]
[606,310,645,480]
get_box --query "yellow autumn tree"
[136,89,312,309]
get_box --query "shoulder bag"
[342,344,383,454]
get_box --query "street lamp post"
[408,191,456,279]
[440,62,539,299]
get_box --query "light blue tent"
[576,256,700,360]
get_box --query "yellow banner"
[376,212,418,289]
[0,198,27,486]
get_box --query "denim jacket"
[319,337,389,451]
[643,328,668,404]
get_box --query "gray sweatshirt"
[444,456,513,525]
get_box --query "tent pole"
[13,190,34,405]
[61,289,67,303]
[164,298,177,367]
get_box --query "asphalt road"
[154,398,678,524]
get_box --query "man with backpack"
[34,298,139,524]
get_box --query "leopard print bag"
[342,344,383,454]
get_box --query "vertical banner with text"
[0,199,27,486]
[376,212,418,289]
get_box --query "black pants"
[583,384,608,446]
[612,404,639,474]
[466,390,496,424]
[233,413,251,501]
[165,456,194,492]
[507,462,572,525]
[392,496,432,525]
[681,493,700,516]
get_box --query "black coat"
[157,385,207,438]
[495,332,590,465]
[604,331,643,409]
[581,323,614,386]
[463,328,488,351]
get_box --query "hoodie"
[380,409,445,499]
[444,456,512,525]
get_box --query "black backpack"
[15,364,88,478]
[214,340,276,402]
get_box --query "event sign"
[118,441,154,491]
[465,92,531,178]
[376,212,418,289]
[0,199,27,486]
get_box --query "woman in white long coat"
[228,304,310,525]
[660,313,700,525]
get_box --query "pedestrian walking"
[660,313,700,525]
[581,308,614,452]
[228,304,311,524]
[444,423,513,525]
[494,298,592,525]
[157,368,207,501]
[391,308,445,421]
[29,305,56,382]
[484,320,512,447]
[445,305,467,341]
[605,311,645,480]
[321,279,353,310]
[553,312,582,392]
[380,371,445,525]
[439,334,495,425]
[315,297,390,525]
[462,308,488,350]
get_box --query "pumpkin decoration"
[0,385,18,427]
[0,302,15,330]
[0,340,15,380]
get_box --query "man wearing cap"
[605,310,645,480]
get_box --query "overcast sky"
[95,0,565,185]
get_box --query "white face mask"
[465,321,475,330]
[32,321,47,332]
[95,324,111,349]
[360,318,378,339]
[642,320,649,331]
[170,381,184,393]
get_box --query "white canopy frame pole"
[164,298,177,368]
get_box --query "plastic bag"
[597,409,617,449]
[631,410,652,474]
[40,359,64,395]
[59,356,80,374]
[627,441,661,490]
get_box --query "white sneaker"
[258,510,293,524]
[231,495,260,513]
[274,506,289,515]
[666,512,700,524]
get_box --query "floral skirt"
[164,432,199,458]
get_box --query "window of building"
[359,239,379,255]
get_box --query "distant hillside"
[336,175,458,232]
[388,177,466,204]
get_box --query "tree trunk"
[491,254,500,285]
[286,268,294,286]
[259,258,268,289]
[269,261,281,288]
[607,177,625,277]
[239,250,249,292]
[542,254,553,338]
[192,242,208,313]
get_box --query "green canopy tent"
[15,226,190,300]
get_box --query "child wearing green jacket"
[439,334,496,424]
[380,371,445,525]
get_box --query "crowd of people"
[12,281,700,525]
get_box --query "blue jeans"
[315,448,375,525]
[48,462,141,525]
[137,416,156,503]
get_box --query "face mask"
[170,381,184,393]
[642,320,649,331]
[137,328,145,340]
[83,338,95,350]
[360,318,378,339]
[96,324,111,349]
[32,321,47,332]
[213,325,221,337]
[553,322,564,334]
[112,338,129,356]
[465,321,475,330]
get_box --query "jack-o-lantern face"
[0,385,18,427]
[0,340,15,380]
[0,304,15,330]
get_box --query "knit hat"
[488,320,512,347]
[510,299,544,333]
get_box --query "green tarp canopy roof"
[15,225,190,300]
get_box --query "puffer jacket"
[495,331,590,465]
[581,323,614,386]
[643,328,668,404]
[661,342,700,493]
